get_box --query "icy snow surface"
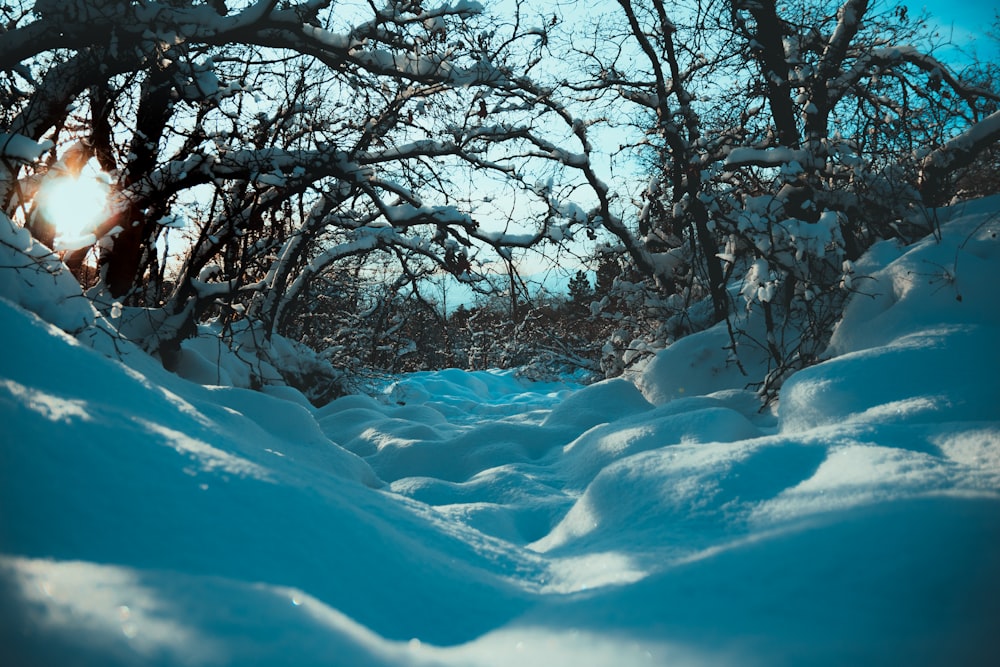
[2,198,1000,666]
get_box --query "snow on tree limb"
[831,45,1000,111]
[919,110,1000,205]
[725,147,821,170]
[0,133,53,163]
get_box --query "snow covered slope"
[2,199,999,666]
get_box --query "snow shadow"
[515,496,1000,667]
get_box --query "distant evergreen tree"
[567,270,593,313]
[594,252,623,300]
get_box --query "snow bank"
[0,213,96,334]
[2,198,999,666]
[781,197,1000,431]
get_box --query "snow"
[0,213,96,333]
[2,199,1000,665]
[725,146,818,169]
[0,133,53,162]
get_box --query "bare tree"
[0,0,590,387]
[540,0,1000,395]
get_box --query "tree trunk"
[740,0,800,148]
[103,64,175,298]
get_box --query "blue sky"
[914,0,996,29]
[907,0,997,50]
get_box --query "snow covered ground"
[2,198,999,666]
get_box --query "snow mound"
[541,377,653,429]
[628,319,772,406]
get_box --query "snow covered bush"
[0,130,96,332]
[542,0,1000,399]
[0,211,96,335]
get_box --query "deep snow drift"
[2,198,999,666]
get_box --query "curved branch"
[919,109,1000,205]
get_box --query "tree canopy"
[2,0,998,401]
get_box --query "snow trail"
[2,199,1000,665]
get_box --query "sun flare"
[35,168,111,251]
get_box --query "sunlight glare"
[36,167,111,251]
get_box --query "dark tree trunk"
[103,64,175,299]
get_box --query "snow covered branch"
[919,110,1000,205]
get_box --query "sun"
[35,166,111,251]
